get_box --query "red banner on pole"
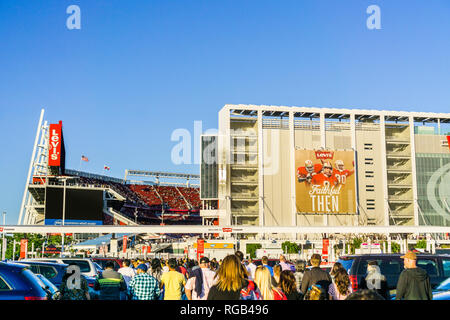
[447,136,450,151]
[322,238,329,259]
[20,239,28,259]
[197,239,204,261]
[48,123,62,167]
[123,236,128,253]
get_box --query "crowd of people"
[58,250,433,301]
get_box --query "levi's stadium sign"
[48,123,62,166]
[315,151,334,160]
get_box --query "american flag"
[81,155,89,162]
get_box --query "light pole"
[61,178,67,257]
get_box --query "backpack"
[239,280,260,300]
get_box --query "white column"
[289,112,297,227]
[380,116,390,226]
[350,113,359,226]
[18,109,45,225]
[258,110,265,227]
[409,116,419,226]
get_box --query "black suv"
[337,253,450,293]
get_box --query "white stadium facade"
[200,104,450,235]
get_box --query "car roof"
[15,261,69,267]
[338,253,449,259]
[0,261,29,270]
[23,258,91,261]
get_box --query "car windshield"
[337,258,354,273]
[62,260,91,273]
[94,263,103,272]
[22,269,46,290]
[436,277,450,291]
[36,274,58,292]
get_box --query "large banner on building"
[48,123,62,167]
[295,149,357,214]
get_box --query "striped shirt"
[129,273,160,300]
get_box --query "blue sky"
[1,0,450,224]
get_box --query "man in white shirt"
[118,259,136,287]
[185,257,216,300]
[246,257,257,281]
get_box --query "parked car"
[91,258,123,271]
[10,261,68,288]
[35,274,60,300]
[433,277,450,300]
[337,253,450,294]
[0,261,49,300]
[20,258,100,278]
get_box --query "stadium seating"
[69,174,200,225]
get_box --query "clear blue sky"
[1,0,450,224]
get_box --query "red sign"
[197,239,205,261]
[0,227,3,232]
[123,236,128,253]
[315,151,334,160]
[322,238,329,258]
[20,239,28,259]
[48,123,62,166]
[447,136,450,151]
[222,228,232,232]
[147,245,151,253]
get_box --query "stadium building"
[18,110,202,228]
[200,104,450,229]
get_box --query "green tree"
[282,241,299,254]
[391,242,401,253]
[415,239,427,249]
[246,243,262,259]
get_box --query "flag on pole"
[81,155,89,162]
[104,165,110,170]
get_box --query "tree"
[415,239,427,249]
[282,241,299,254]
[246,243,262,259]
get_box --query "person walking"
[94,261,127,300]
[328,268,353,300]
[254,266,287,300]
[279,255,296,272]
[300,254,332,297]
[59,263,90,300]
[128,264,160,300]
[359,261,390,300]
[160,258,186,300]
[246,257,257,281]
[280,270,303,300]
[272,264,282,288]
[118,259,136,287]
[261,256,274,277]
[293,260,306,292]
[329,262,344,283]
[396,251,432,300]
[149,258,163,283]
[207,255,258,300]
[185,257,216,300]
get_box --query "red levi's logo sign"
[222,228,232,232]
[48,123,62,166]
[315,151,334,160]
